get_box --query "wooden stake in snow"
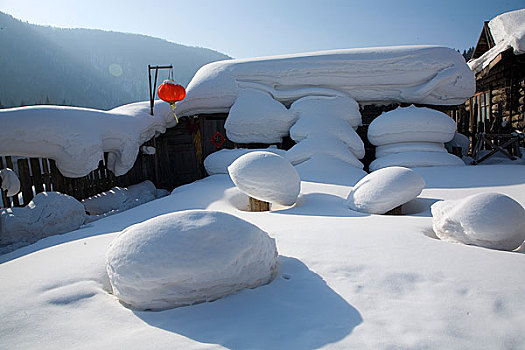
[249,197,270,212]
[385,205,402,215]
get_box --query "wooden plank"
[41,159,52,192]
[29,158,45,194]
[6,157,20,207]
[249,197,270,212]
[17,158,33,205]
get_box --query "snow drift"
[431,192,525,251]
[106,210,278,310]
[469,9,525,74]
[228,151,300,206]
[176,46,475,117]
[0,101,175,178]
[345,166,425,214]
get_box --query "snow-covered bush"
[431,192,525,251]
[369,151,466,172]
[286,135,364,169]
[82,180,168,219]
[203,147,287,175]
[0,192,86,246]
[106,210,279,310]
[228,151,300,206]
[225,89,296,144]
[345,166,425,214]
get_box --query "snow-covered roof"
[177,45,475,116]
[0,101,176,178]
[468,9,525,74]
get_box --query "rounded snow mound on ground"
[0,168,20,197]
[346,166,425,214]
[228,151,300,206]
[286,135,364,169]
[204,147,287,175]
[106,210,279,310]
[367,105,457,146]
[225,89,296,144]
[289,95,362,128]
[295,154,368,186]
[431,192,525,251]
[290,117,365,159]
[369,151,465,172]
[375,142,446,158]
[0,192,86,246]
[445,133,471,156]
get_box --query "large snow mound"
[290,117,365,159]
[106,210,278,310]
[204,147,287,175]
[295,154,368,186]
[345,166,425,214]
[289,95,362,128]
[469,9,525,74]
[228,151,300,206]
[367,105,457,146]
[0,192,86,246]
[286,135,364,169]
[0,101,175,178]
[431,192,525,251]
[375,142,446,158]
[369,151,465,172]
[176,46,475,116]
[224,89,296,144]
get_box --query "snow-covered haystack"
[431,192,525,251]
[0,192,86,246]
[0,168,20,197]
[106,210,279,310]
[368,106,464,171]
[176,46,475,117]
[0,101,175,178]
[469,9,525,74]
[345,166,425,214]
[228,151,300,206]
[224,89,296,144]
[204,147,287,175]
[82,180,168,220]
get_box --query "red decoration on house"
[157,80,186,103]
[210,131,226,148]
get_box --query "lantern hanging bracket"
[148,64,173,115]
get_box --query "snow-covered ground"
[1,163,524,349]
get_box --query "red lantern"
[157,80,186,103]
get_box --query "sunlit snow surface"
[1,164,524,349]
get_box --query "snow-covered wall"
[177,45,475,116]
[0,101,175,178]
[468,9,525,74]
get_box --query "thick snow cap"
[469,9,525,74]
[345,166,425,214]
[0,101,175,178]
[369,151,465,172]
[225,89,296,144]
[177,46,475,116]
[289,95,362,128]
[375,142,446,158]
[106,210,279,310]
[203,147,287,175]
[431,192,525,251]
[367,105,457,146]
[228,151,300,206]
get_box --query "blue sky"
[1,0,523,58]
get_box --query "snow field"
[228,151,300,206]
[106,210,278,310]
[345,166,425,214]
[368,105,464,171]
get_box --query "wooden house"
[462,20,525,135]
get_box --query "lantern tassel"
[170,102,179,123]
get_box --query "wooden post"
[249,197,270,212]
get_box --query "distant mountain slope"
[0,12,230,109]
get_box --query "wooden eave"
[471,21,495,59]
